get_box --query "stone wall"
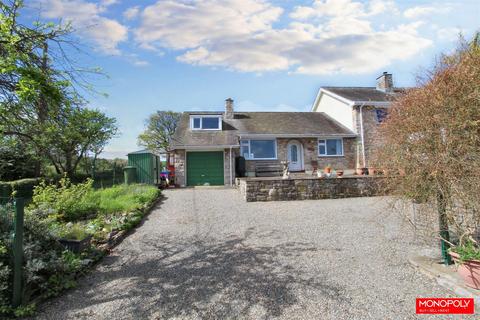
[352,106,386,169]
[237,176,384,202]
[174,149,186,187]
[244,137,356,175]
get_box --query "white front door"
[287,141,303,171]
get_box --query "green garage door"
[187,152,224,186]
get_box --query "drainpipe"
[229,146,233,187]
[359,103,367,168]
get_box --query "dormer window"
[190,115,222,130]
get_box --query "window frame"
[375,108,388,124]
[240,139,277,160]
[318,138,344,157]
[190,115,222,130]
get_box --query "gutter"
[238,133,357,139]
[171,144,240,150]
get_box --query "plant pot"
[356,168,369,175]
[450,251,480,289]
[59,235,92,253]
[337,170,344,177]
[324,168,332,174]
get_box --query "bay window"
[318,138,343,156]
[240,139,277,160]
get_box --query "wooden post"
[12,198,24,307]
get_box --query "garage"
[186,151,224,186]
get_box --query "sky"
[23,0,480,158]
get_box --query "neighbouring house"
[312,72,404,170]
[171,72,402,187]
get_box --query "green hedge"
[0,178,42,199]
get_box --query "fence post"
[12,198,24,307]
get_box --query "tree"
[375,33,480,264]
[0,136,39,180]
[138,111,181,152]
[45,106,118,178]
[0,1,113,178]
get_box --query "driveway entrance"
[34,189,459,320]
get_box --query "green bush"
[0,212,94,317]
[0,178,42,199]
[30,178,98,221]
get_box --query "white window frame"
[190,115,222,130]
[318,138,344,157]
[240,139,277,160]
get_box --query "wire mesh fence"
[0,197,24,307]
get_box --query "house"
[312,72,404,170]
[171,72,402,187]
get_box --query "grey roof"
[323,87,405,103]
[128,148,167,155]
[171,112,355,148]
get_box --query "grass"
[89,184,160,215]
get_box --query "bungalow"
[171,72,403,187]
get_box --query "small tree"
[45,106,118,178]
[376,33,480,264]
[138,111,181,153]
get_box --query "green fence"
[0,197,24,307]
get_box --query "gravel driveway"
[35,188,468,320]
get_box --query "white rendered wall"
[315,92,354,131]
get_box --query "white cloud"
[132,0,431,74]
[134,0,283,50]
[290,0,397,20]
[123,6,140,20]
[403,5,452,19]
[436,27,464,41]
[36,0,128,55]
[101,0,118,6]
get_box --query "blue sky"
[25,0,479,158]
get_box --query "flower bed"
[0,178,160,317]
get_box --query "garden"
[0,179,160,317]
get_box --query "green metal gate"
[0,198,24,307]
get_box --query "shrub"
[30,178,98,221]
[0,178,42,199]
[0,211,94,317]
[453,241,480,262]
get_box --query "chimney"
[225,98,234,119]
[376,72,393,92]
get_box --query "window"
[190,116,221,130]
[318,138,343,156]
[240,139,277,160]
[375,109,388,123]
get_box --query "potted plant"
[324,164,332,174]
[54,223,93,253]
[449,240,480,289]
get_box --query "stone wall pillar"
[174,150,186,187]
